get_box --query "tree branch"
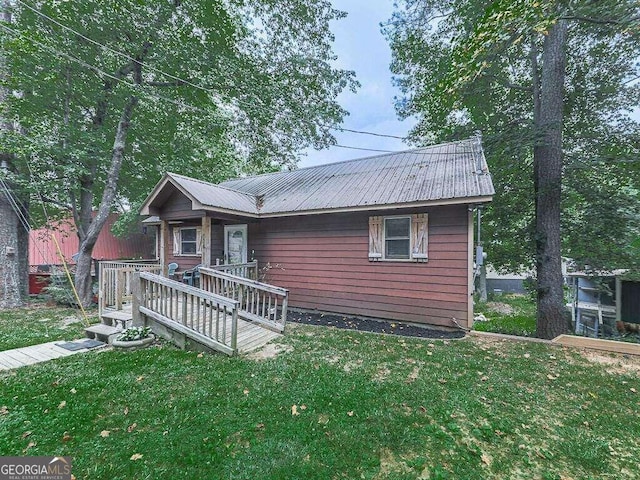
[561,15,640,26]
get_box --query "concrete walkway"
[0,340,105,370]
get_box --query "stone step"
[85,324,121,344]
[101,310,133,329]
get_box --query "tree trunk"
[534,19,569,339]
[0,0,24,309]
[75,96,138,307]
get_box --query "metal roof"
[167,174,259,215]
[221,137,493,215]
[141,137,494,218]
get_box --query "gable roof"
[140,137,494,218]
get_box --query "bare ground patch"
[246,343,293,360]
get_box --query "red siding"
[29,214,154,266]
[249,205,470,328]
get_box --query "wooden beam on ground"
[552,334,640,356]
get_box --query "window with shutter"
[174,227,201,256]
[369,214,428,262]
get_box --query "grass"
[2,309,640,480]
[0,303,96,350]
[473,294,537,337]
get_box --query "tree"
[0,0,28,309]
[1,0,357,306]
[386,0,640,338]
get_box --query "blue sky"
[301,2,640,169]
[300,0,417,168]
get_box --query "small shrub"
[118,326,151,341]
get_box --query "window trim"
[382,215,412,262]
[178,227,199,256]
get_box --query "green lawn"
[0,304,95,350]
[1,311,639,479]
[474,294,537,337]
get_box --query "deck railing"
[135,272,239,355]
[209,260,258,280]
[200,267,288,333]
[99,261,162,315]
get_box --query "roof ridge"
[167,172,257,199]
[221,138,477,184]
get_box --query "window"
[384,217,411,259]
[180,228,197,254]
[173,227,202,256]
[369,214,428,262]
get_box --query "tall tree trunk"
[75,96,138,307]
[534,19,569,339]
[0,0,24,309]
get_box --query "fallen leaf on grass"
[243,389,249,395]
[347,411,354,417]
[481,452,492,466]
[318,414,330,425]
[58,401,66,409]
[62,432,72,442]
[256,423,265,430]
[630,388,637,393]
[127,423,137,433]
[300,405,307,411]
[70,388,77,394]
[123,407,129,416]
[438,379,447,384]
[130,453,143,461]
[197,353,204,358]
[523,353,531,358]
[136,376,144,382]
[22,431,32,439]
[24,441,36,452]
[291,405,299,416]
[100,430,110,438]
[0,406,8,415]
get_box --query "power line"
[0,23,223,119]
[333,144,397,153]
[16,0,411,143]
[331,126,407,140]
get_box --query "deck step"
[101,310,133,329]
[85,324,121,344]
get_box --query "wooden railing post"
[281,295,288,333]
[132,272,142,327]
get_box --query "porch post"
[160,220,168,274]
[202,216,212,267]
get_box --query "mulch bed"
[289,311,466,340]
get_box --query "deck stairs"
[85,307,133,344]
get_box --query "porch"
[94,261,288,355]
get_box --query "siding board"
[250,205,470,327]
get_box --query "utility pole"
[0,0,26,308]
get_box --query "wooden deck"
[112,298,281,355]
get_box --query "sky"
[300,0,417,168]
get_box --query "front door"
[224,224,248,264]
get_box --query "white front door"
[224,224,248,264]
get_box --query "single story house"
[140,137,494,329]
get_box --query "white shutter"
[173,228,180,255]
[196,227,203,255]
[368,216,383,261]
[411,213,428,261]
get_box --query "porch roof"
[140,136,494,218]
